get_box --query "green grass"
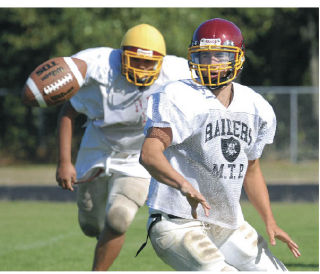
[0,159,317,185]
[0,201,318,271]
[241,201,319,271]
[260,159,319,184]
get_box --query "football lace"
[43,73,73,95]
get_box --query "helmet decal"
[137,48,153,57]
[200,38,221,46]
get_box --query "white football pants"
[148,214,288,271]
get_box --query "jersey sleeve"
[247,99,277,160]
[145,90,193,145]
[71,48,97,86]
[69,48,97,116]
[70,90,87,114]
[71,47,120,86]
[160,55,191,81]
[69,47,118,119]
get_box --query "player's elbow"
[140,137,166,171]
[139,146,151,169]
[140,143,158,170]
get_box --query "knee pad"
[79,222,101,238]
[222,221,288,271]
[106,194,138,234]
[220,222,287,271]
[78,211,105,238]
[105,176,149,234]
[220,222,259,267]
[76,177,108,238]
[149,218,236,271]
[183,230,234,271]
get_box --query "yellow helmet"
[120,24,166,86]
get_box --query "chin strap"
[207,83,228,91]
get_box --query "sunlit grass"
[0,201,317,271]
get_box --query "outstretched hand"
[266,223,301,258]
[180,182,211,219]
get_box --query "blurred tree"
[0,7,318,163]
[0,8,317,88]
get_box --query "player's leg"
[217,221,288,271]
[77,175,108,237]
[92,174,149,270]
[149,215,237,271]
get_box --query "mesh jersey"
[70,47,191,179]
[145,80,276,229]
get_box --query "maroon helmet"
[188,18,245,87]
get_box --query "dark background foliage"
[0,8,318,163]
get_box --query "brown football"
[22,57,87,107]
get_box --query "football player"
[55,24,191,270]
[139,18,300,271]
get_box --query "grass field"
[0,159,318,186]
[0,201,318,271]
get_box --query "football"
[22,57,87,107]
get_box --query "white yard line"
[0,231,77,256]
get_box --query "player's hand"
[266,222,301,258]
[56,162,77,191]
[180,182,211,219]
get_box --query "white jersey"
[70,47,191,180]
[145,80,276,229]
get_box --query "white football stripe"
[63,57,84,87]
[26,78,47,108]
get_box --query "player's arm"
[56,101,79,191]
[139,127,210,218]
[243,159,301,258]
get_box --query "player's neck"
[210,83,233,108]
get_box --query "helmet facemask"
[188,44,244,87]
[121,48,163,86]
